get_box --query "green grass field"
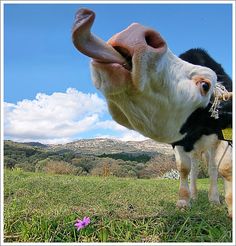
[4,169,232,243]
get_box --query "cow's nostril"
[145,31,166,49]
[113,46,132,70]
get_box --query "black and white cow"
[72,9,232,218]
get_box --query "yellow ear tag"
[222,128,232,141]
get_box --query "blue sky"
[3,3,233,143]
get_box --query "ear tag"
[222,128,232,141]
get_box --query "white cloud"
[4,88,146,144]
[4,88,105,143]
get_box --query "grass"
[4,169,232,243]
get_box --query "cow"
[173,48,232,217]
[72,9,232,218]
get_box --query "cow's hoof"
[208,192,220,205]
[209,198,221,205]
[176,199,189,210]
[190,194,197,200]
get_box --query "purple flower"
[74,217,90,231]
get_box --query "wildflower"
[74,217,90,231]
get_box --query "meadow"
[4,169,232,243]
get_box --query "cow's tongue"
[72,8,128,67]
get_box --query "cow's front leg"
[174,146,191,209]
[207,149,220,204]
[189,155,199,200]
[216,141,232,218]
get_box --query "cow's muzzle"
[72,8,167,71]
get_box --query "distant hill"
[4,138,173,155]
[4,138,175,178]
[4,140,48,149]
[49,138,173,156]
[21,142,48,148]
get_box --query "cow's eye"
[201,82,210,92]
[193,76,211,96]
[200,81,210,95]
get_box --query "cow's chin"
[91,61,133,96]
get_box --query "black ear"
[179,48,232,91]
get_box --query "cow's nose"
[108,23,167,61]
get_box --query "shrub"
[14,162,35,172]
[71,157,97,173]
[90,163,109,176]
[35,158,51,172]
[4,156,17,169]
[90,159,136,178]
[39,160,81,175]
[109,162,133,177]
[139,154,176,178]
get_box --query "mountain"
[48,138,173,156]
[4,138,176,178]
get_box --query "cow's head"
[72,9,217,143]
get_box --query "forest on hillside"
[4,140,208,179]
[4,140,183,179]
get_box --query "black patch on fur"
[172,48,232,152]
